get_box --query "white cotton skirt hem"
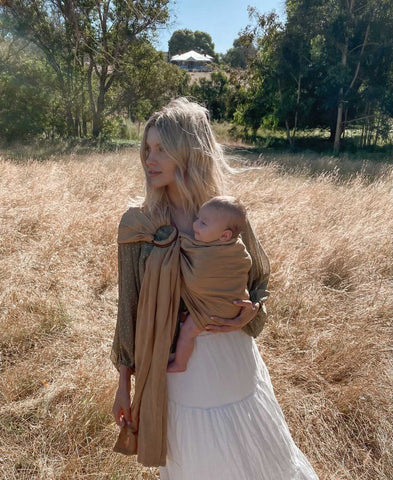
[159,330,319,480]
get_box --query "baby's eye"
[158,146,164,152]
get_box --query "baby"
[167,196,251,373]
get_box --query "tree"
[237,1,393,151]
[190,71,230,121]
[322,0,393,153]
[1,0,171,137]
[0,37,61,141]
[168,29,215,57]
[231,11,287,140]
[284,0,393,153]
[222,37,256,69]
[194,30,215,56]
[1,2,82,136]
[114,41,189,123]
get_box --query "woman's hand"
[206,300,261,333]
[112,365,132,427]
[112,386,132,427]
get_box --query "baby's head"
[193,196,247,243]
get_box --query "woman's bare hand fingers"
[112,388,132,426]
[236,301,260,323]
[112,403,124,426]
[112,406,122,426]
[233,299,254,308]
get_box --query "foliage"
[0,0,172,137]
[190,70,249,123]
[190,71,228,121]
[221,36,257,69]
[168,29,215,57]
[115,41,189,122]
[1,0,393,153]
[0,39,64,141]
[234,1,393,152]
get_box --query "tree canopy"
[221,37,257,69]
[1,0,173,138]
[230,1,393,152]
[168,29,215,57]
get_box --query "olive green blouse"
[110,219,270,373]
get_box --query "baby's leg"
[167,315,200,373]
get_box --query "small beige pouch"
[113,419,138,456]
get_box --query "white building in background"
[170,50,213,72]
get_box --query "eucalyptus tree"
[239,0,393,152]
[1,0,171,137]
[282,0,393,153]
[311,0,393,153]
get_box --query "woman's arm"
[206,219,270,337]
[111,242,143,425]
[110,242,142,372]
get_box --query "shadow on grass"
[0,138,140,161]
[224,142,393,182]
[2,135,392,182]
[223,124,393,161]
[243,134,392,158]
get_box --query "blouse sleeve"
[110,242,142,373]
[241,219,271,338]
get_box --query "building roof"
[170,50,213,62]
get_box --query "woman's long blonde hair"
[140,97,229,218]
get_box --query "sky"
[154,0,285,54]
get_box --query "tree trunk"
[333,18,349,158]
[285,120,294,149]
[335,19,370,153]
[333,0,359,155]
[92,77,106,138]
[333,87,344,155]
[291,74,302,143]
[278,79,294,149]
[87,60,100,138]
[374,112,381,146]
[64,99,75,137]
[342,107,348,139]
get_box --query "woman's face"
[144,127,178,190]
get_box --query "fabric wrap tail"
[113,207,181,467]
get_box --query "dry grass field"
[0,148,392,480]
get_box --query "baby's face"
[193,206,232,243]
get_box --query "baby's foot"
[167,362,187,373]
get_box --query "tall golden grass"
[0,149,392,480]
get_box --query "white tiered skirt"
[159,330,319,480]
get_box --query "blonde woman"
[111,98,319,480]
